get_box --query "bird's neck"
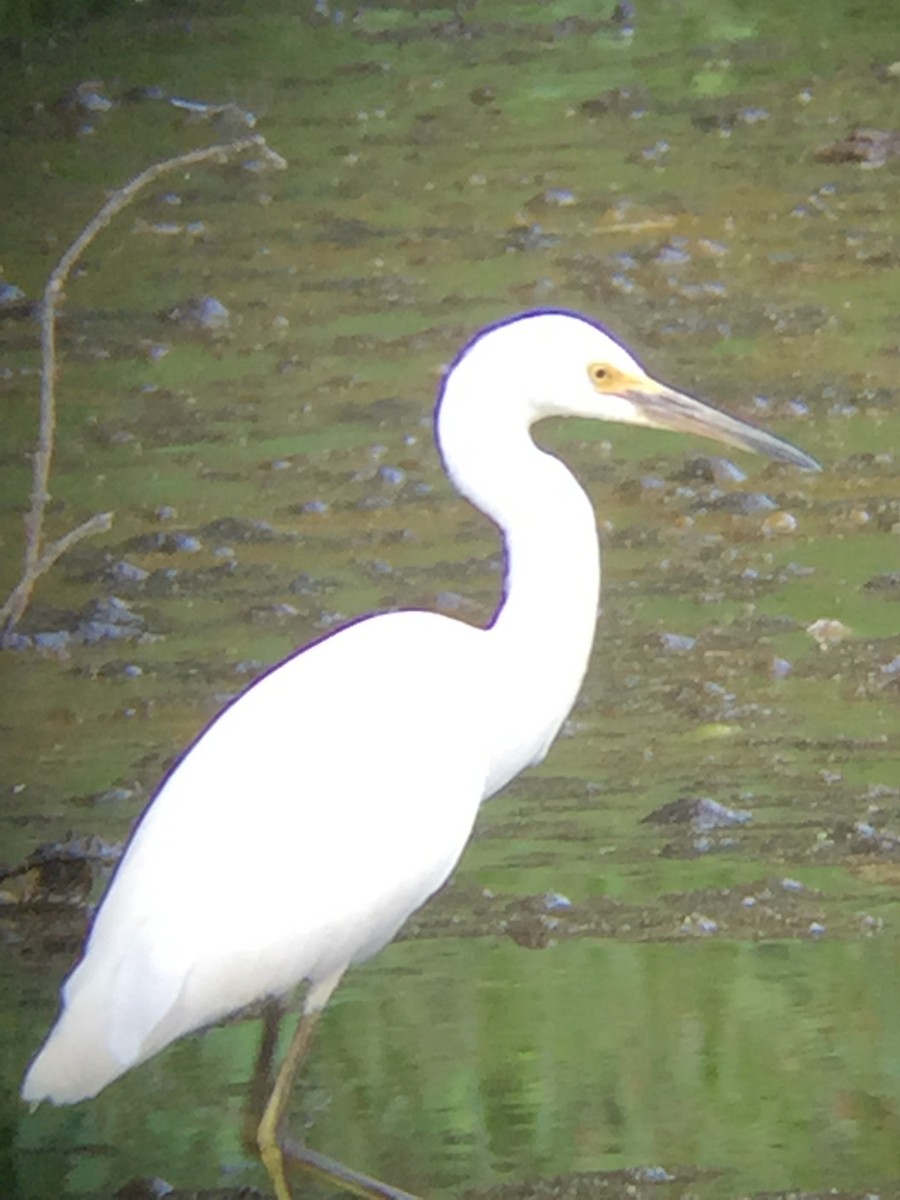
[438,399,601,797]
[489,449,600,791]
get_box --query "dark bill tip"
[627,386,821,473]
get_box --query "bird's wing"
[25,610,492,1099]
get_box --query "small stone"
[105,560,150,584]
[0,281,26,306]
[806,617,852,649]
[166,295,230,332]
[378,466,405,485]
[33,630,73,651]
[761,510,798,536]
[709,491,777,515]
[658,632,696,653]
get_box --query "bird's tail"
[22,1008,127,1106]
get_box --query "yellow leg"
[257,1007,322,1200]
[253,1000,423,1200]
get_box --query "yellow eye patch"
[587,362,636,392]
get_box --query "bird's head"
[443,310,819,471]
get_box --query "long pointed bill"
[624,382,820,472]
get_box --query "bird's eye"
[589,363,611,387]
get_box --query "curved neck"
[437,379,601,796]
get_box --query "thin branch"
[0,513,114,633]
[1,136,286,643]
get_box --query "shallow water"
[1,1,900,1197]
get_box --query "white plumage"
[25,611,491,1102]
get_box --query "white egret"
[21,310,818,1199]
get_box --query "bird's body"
[26,612,494,1102]
[22,311,817,1198]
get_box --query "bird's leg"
[243,998,284,1154]
[257,1006,321,1200]
[280,1135,423,1200]
[255,1001,423,1200]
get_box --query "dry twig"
[0,135,287,642]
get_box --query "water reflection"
[10,935,900,1197]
